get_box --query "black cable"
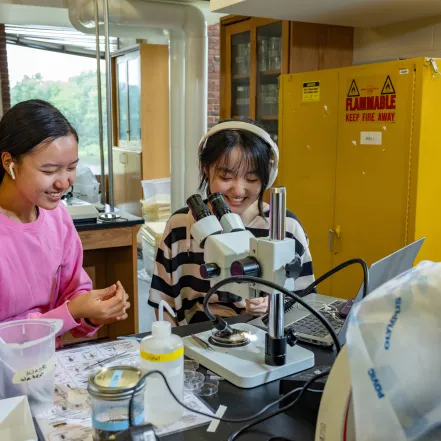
[227,370,330,441]
[268,258,369,319]
[284,258,369,312]
[128,369,323,427]
[203,275,343,352]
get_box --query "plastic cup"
[0,319,62,415]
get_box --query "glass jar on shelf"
[233,42,251,75]
[233,43,245,75]
[268,37,281,71]
[243,42,250,74]
[268,84,279,116]
[258,36,268,72]
[235,85,250,116]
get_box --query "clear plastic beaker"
[0,319,62,415]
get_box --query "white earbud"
[9,163,15,180]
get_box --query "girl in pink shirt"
[0,99,130,340]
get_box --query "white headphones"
[9,163,15,180]
[198,121,279,189]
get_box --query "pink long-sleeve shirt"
[0,203,98,342]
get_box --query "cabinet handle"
[329,229,334,252]
[120,153,128,164]
[329,226,341,252]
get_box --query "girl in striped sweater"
[149,118,315,325]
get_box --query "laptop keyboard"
[285,300,346,339]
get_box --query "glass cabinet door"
[115,50,141,151]
[127,56,141,149]
[256,21,282,144]
[224,18,288,147]
[117,61,128,148]
[230,30,251,118]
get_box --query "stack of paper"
[35,340,214,441]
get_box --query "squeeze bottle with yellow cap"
[140,301,184,427]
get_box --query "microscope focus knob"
[286,328,298,347]
[285,254,302,279]
[231,257,261,277]
[200,263,221,279]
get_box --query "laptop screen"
[338,237,425,346]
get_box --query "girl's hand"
[245,297,268,316]
[67,281,130,325]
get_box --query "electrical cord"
[227,369,330,441]
[203,275,343,352]
[294,300,338,314]
[232,258,368,332]
[128,369,323,427]
[277,258,369,317]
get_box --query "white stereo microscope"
[182,188,315,388]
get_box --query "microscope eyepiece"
[208,192,231,220]
[186,194,211,221]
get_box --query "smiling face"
[199,121,273,219]
[207,145,263,216]
[7,135,79,210]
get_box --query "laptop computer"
[249,238,425,347]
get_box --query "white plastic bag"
[346,261,441,441]
[71,164,100,203]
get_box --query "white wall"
[354,16,441,64]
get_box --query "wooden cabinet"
[111,43,170,213]
[113,148,142,217]
[61,220,143,346]
[220,16,354,143]
[221,17,290,143]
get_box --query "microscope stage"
[183,323,315,388]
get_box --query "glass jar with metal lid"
[88,365,145,441]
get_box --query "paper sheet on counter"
[35,339,213,440]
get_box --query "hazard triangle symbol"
[381,75,396,95]
[347,79,360,97]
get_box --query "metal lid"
[88,365,145,400]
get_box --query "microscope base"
[183,323,314,389]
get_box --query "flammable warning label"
[345,75,397,123]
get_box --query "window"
[6,25,119,176]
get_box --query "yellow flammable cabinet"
[278,58,441,298]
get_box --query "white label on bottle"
[12,356,56,384]
[360,131,382,145]
[140,346,184,363]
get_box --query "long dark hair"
[198,117,272,217]
[0,99,78,183]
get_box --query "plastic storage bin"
[140,178,171,221]
[141,178,170,201]
[71,164,100,203]
[141,222,167,276]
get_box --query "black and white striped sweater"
[148,204,315,325]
